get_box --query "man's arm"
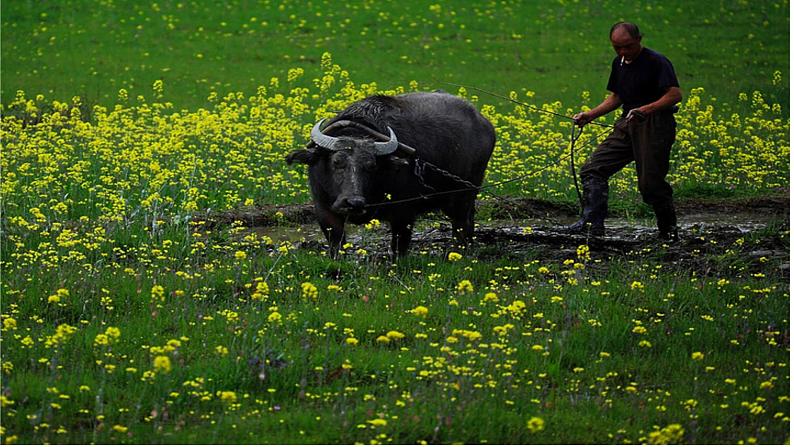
[574,92,622,127]
[633,86,682,116]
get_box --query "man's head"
[610,22,643,62]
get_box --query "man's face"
[610,28,643,62]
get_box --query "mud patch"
[195,194,789,274]
[195,203,316,229]
[195,194,789,227]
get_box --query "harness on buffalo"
[312,118,478,196]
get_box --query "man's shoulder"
[643,48,674,66]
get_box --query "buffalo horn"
[310,119,342,150]
[372,127,399,155]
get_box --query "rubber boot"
[565,177,608,236]
[653,201,679,242]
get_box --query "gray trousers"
[580,112,676,206]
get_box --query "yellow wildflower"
[456,279,474,294]
[301,282,319,300]
[153,356,172,373]
[410,305,429,317]
[526,416,545,433]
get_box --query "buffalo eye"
[362,158,377,172]
[332,154,347,169]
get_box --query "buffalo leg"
[390,220,414,259]
[448,196,476,247]
[316,205,346,258]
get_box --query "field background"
[1,0,790,445]
[2,0,790,111]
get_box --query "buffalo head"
[286,119,403,216]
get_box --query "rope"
[440,81,613,129]
[363,124,615,209]
[570,121,585,211]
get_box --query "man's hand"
[573,111,592,127]
[626,108,647,122]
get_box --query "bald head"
[610,22,642,40]
[610,22,643,62]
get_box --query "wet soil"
[195,194,789,274]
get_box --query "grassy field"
[1,0,790,445]
[2,1,790,111]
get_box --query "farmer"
[568,22,682,241]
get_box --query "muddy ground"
[197,195,790,275]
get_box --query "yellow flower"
[151,285,165,301]
[691,351,704,361]
[94,334,110,346]
[410,305,429,317]
[234,250,247,260]
[648,423,684,444]
[507,300,526,315]
[345,337,359,346]
[367,418,387,427]
[105,327,121,339]
[218,391,237,403]
[630,281,644,290]
[452,329,481,342]
[386,330,405,340]
[267,311,282,323]
[112,424,128,433]
[376,335,391,344]
[253,281,270,299]
[301,282,319,300]
[447,251,462,261]
[483,292,499,303]
[153,355,172,373]
[576,244,591,261]
[456,279,474,294]
[3,317,17,331]
[44,324,78,348]
[526,416,545,433]
[493,324,514,336]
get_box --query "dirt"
[194,194,789,275]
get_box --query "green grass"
[1,0,790,444]
[1,219,789,444]
[2,0,789,111]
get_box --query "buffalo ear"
[286,149,318,165]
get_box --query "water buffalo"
[286,91,495,258]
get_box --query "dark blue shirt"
[607,47,679,113]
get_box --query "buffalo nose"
[346,196,366,209]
